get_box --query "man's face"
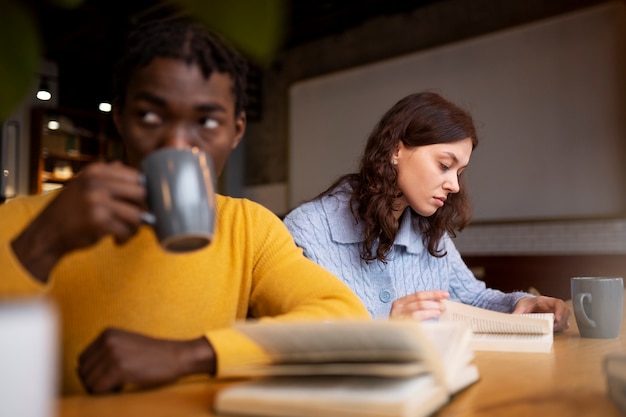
[114,57,246,175]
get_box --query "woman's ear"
[391,144,400,165]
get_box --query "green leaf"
[0,1,41,121]
[173,0,287,66]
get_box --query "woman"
[284,91,570,331]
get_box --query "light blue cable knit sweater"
[284,184,530,319]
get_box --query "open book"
[214,320,479,417]
[440,300,555,353]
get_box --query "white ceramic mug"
[141,147,216,252]
[571,277,623,339]
[0,300,58,417]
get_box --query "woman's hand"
[390,290,450,321]
[513,295,572,332]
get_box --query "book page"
[222,361,432,379]
[233,320,434,364]
[469,332,553,353]
[440,300,554,335]
[236,322,479,385]
[420,322,473,362]
[420,322,480,393]
[214,374,449,417]
[225,320,454,383]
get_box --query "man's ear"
[231,111,247,150]
[112,105,122,135]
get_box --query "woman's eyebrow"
[442,151,470,169]
[442,152,459,163]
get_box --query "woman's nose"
[444,175,460,193]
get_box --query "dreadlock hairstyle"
[112,17,248,117]
[320,91,478,263]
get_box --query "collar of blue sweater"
[321,186,425,255]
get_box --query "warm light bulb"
[47,120,60,130]
[37,90,51,101]
[99,102,112,112]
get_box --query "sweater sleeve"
[444,235,531,312]
[0,196,52,297]
[206,200,369,377]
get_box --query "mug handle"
[140,212,156,225]
[138,173,156,225]
[574,292,596,328]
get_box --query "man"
[0,18,368,395]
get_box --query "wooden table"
[58,298,626,417]
[437,308,626,416]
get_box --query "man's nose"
[161,125,193,149]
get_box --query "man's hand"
[390,290,450,321]
[11,161,146,283]
[513,295,572,332]
[78,328,216,395]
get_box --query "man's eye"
[440,163,450,171]
[141,111,161,124]
[202,118,219,129]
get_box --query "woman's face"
[393,137,473,218]
[113,57,246,175]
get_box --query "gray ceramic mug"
[571,277,624,339]
[140,147,216,252]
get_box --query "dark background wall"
[28,0,613,193]
[244,0,609,188]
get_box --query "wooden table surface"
[57,296,626,417]
[437,313,626,416]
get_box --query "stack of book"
[214,319,478,417]
[214,302,556,417]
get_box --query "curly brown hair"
[321,91,478,262]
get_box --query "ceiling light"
[98,102,112,112]
[37,77,52,101]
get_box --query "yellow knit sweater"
[0,192,369,395]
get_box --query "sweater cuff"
[511,291,535,310]
[206,327,271,378]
